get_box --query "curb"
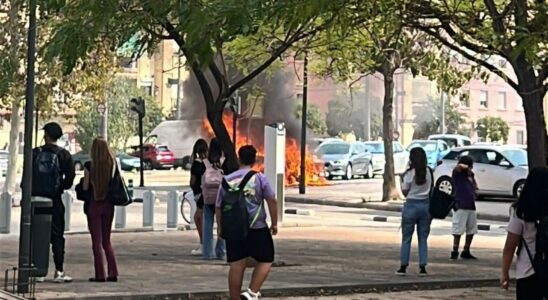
[45,278,506,300]
[286,197,510,223]
[284,208,315,216]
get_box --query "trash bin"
[29,196,53,277]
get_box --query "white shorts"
[452,209,478,235]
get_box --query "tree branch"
[418,26,519,91]
[483,0,506,34]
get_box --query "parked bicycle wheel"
[180,191,194,224]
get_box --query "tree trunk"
[381,64,400,202]
[208,107,239,173]
[521,86,547,168]
[3,99,21,194]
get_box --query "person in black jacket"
[30,122,75,283]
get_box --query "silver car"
[315,141,373,180]
[363,141,409,176]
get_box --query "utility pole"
[130,97,146,187]
[18,0,37,293]
[364,76,371,141]
[299,53,308,195]
[34,108,39,147]
[175,54,182,120]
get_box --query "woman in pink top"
[501,167,548,300]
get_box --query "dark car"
[72,151,91,171]
[131,144,175,170]
[117,152,141,171]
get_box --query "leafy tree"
[295,103,327,136]
[475,116,510,143]
[413,96,468,139]
[311,1,472,201]
[43,0,350,172]
[407,0,548,167]
[75,79,165,153]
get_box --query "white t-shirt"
[506,209,537,279]
[402,169,432,200]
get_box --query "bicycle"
[180,190,196,224]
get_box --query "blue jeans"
[400,199,431,267]
[202,204,225,259]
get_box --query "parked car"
[407,140,450,169]
[315,141,373,180]
[363,141,409,176]
[428,134,471,148]
[0,151,8,177]
[434,145,528,199]
[72,151,91,171]
[117,152,141,171]
[131,144,175,170]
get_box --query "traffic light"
[130,97,146,118]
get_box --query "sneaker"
[53,271,72,283]
[395,266,407,276]
[190,247,202,256]
[240,288,261,300]
[461,251,477,260]
[419,266,428,276]
[450,251,459,260]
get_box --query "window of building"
[517,130,524,145]
[460,93,470,108]
[479,91,488,108]
[498,91,506,110]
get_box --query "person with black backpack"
[30,122,75,283]
[501,167,548,300]
[215,145,278,300]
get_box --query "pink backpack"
[201,159,224,205]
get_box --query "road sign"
[97,103,106,114]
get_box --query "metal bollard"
[115,206,126,229]
[62,192,72,231]
[167,191,180,228]
[0,192,12,234]
[143,191,155,228]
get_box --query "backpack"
[201,160,224,205]
[522,216,548,283]
[220,171,257,241]
[32,147,62,198]
[428,168,456,219]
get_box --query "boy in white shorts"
[451,156,478,260]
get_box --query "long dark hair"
[515,167,548,222]
[191,139,208,162]
[408,147,428,185]
[208,138,223,168]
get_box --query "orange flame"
[202,113,326,186]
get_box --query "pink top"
[506,210,537,279]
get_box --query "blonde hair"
[90,137,115,201]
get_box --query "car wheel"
[144,161,153,170]
[343,164,353,180]
[514,180,525,199]
[74,162,83,171]
[365,163,373,179]
[436,176,454,195]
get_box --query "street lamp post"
[175,54,182,120]
[299,53,308,195]
[18,0,37,293]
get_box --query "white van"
[146,120,205,169]
[428,134,472,148]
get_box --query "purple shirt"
[452,170,476,210]
[216,168,275,229]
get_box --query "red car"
[131,144,175,170]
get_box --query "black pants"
[517,274,546,300]
[51,201,65,272]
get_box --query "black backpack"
[32,147,62,198]
[428,168,456,219]
[522,216,548,283]
[220,171,257,241]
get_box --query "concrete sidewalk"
[1,225,510,299]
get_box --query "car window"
[444,138,458,148]
[468,150,492,165]
[502,149,528,166]
[394,143,404,153]
[317,143,350,155]
[157,146,169,152]
[408,142,437,153]
[443,150,461,160]
[463,140,472,146]
[364,143,384,153]
[440,143,448,151]
[355,144,365,153]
